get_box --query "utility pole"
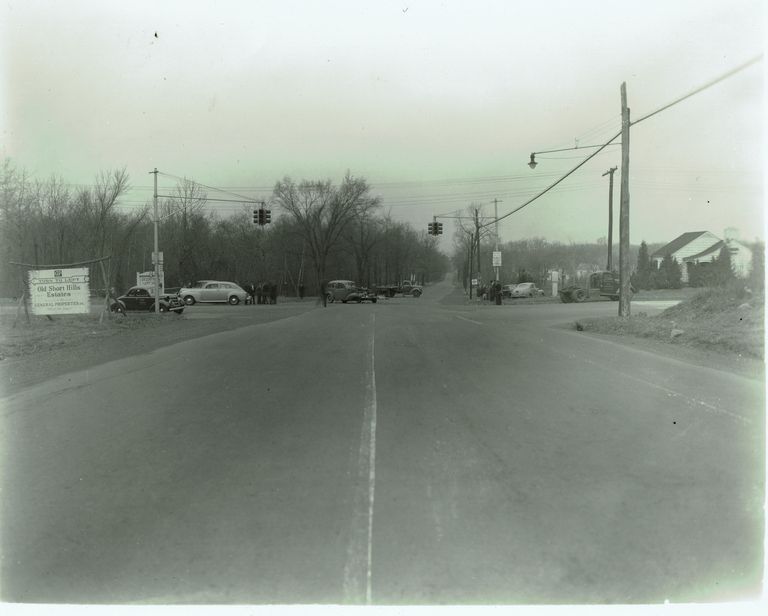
[150,167,160,315]
[493,198,501,281]
[468,231,474,299]
[602,167,617,271]
[474,208,481,288]
[619,83,631,317]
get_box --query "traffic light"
[436,222,443,235]
[253,209,259,224]
[264,209,271,224]
[428,222,434,235]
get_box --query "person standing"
[269,282,277,305]
[257,282,265,305]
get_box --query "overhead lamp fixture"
[527,153,537,169]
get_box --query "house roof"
[684,240,724,262]
[650,231,709,258]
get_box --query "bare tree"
[272,173,379,303]
[161,178,208,284]
[343,213,383,287]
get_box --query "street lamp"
[527,143,619,170]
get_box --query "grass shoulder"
[574,283,764,363]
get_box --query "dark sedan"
[110,286,185,314]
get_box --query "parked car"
[178,280,248,305]
[326,280,378,303]
[501,283,518,298]
[110,286,185,314]
[510,282,545,298]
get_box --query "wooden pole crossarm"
[9,256,112,269]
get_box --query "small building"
[651,229,752,282]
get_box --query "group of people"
[245,282,278,305]
[479,280,503,305]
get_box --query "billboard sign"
[28,268,90,315]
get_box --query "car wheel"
[175,308,184,314]
[110,303,125,314]
[158,304,168,313]
[228,295,240,305]
[183,295,196,305]
[326,293,334,304]
[573,289,587,302]
[412,289,422,297]
[371,298,377,303]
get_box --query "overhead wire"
[484,54,763,230]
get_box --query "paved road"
[1,280,763,604]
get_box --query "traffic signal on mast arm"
[436,222,443,235]
[264,209,271,224]
[253,209,259,224]
[428,222,435,235]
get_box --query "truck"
[559,271,634,303]
[375,280,423,298]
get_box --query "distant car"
[110,286,185,314]
[510,282,545,298]
[326,280,378,304]
[178,280,248,305]
[501,284,517,298]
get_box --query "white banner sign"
[28,268,90,315]
[492,251,502,267]
[137,271,165,293]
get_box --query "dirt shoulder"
[569,285,765,380]
[0,303,316,396]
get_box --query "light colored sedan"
[179,280,248,305]
[501,284,517,298]
[510,282,545,298]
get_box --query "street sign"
[151,251,164,269]
[471,278,478,287]
[28,268,90,315]
[492,251,502,267]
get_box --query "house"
[651,228,752,282]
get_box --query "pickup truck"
[375,281,423,298]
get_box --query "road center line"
[343,313,377,604]
[455,315,483,325]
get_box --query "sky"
[1,0,765,249]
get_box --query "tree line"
[0,161,449,298]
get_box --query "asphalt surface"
[1,280,764,605]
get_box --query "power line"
[631,55,762,126]
[485,55,763,230]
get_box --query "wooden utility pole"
[474,208,481,288]
[602,166,617,271]
[493,198,501,281]
[150,167,160,315]
[468,231,474,299]
[619,83,631,317]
